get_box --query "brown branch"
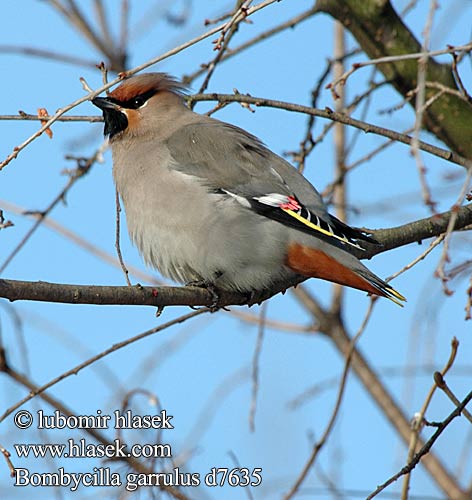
[0,309,208,426]
[285,301,374,499]
[0,0,280,171]
[0,203,471,307]
[292,285,467,499]
[189,93,471,169]
[0,280,269,308]
[0,114,102,122]
[183,5,320,84]
[0,347,193,499]
[0,45,98,67]
[316,0,472,158]
[368,203,472,255]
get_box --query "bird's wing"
[167,120,378,250]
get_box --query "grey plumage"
[92,73,405,305]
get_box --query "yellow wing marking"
[282,208,364,250]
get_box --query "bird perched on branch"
[92,73,405,306]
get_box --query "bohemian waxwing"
[92,73,406,305]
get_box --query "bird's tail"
[286,242,406,306]
[357,269,407,307]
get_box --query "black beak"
[92,97,127,139]
[92,97,119,111]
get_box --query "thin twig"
[184,5,320,85]
[287,49,362,174]
[0,444,15,477]
[288,363,472,411]
[410,0,439,214]
[211,0,253,53]
[0,0,280,171]
[52,0,111,59]
[388,234,445,282]
[231,309,313,334]
[248,302,267,432]
[0,45,98,67]
[0,144,106,274]
[0,114,102,122]
[327,41,472,97]
[189,92,472,170]
[366,388,472,500]
[466,274,472,320]
[426,81,471,103]
[284,301,375,499]
[434,371,472,424]
[0,308,208,425]
[400,336,458,500]
[196,0,252,98]
[435,163,472,295]
[451,50,472,105]
[93,0,114,52]
[115,188,132,286]
[345,128,414,171]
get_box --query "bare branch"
[0,45,98,67]
[0,309,208,426]
[366,388,472,500]
[285,301,374,499]
[189,93,472,170]
[0,0,280,171]
[0,114,102,122]
[248,302,267,432]
[1,202,471,307]
[401,336,459,499]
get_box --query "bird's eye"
[133,96,145,108]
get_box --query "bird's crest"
[110,73,188,102]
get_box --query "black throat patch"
[102,107,128,139]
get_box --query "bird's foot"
[186,278,221,312]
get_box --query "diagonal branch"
[190,93,472,169]
[0,0,281,171]
[366,387,472,500]
[316,0,472,158]
[292,286,468,500]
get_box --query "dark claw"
[186,278,221,312]
[244,289,268,307]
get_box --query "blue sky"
[1,1,472,499]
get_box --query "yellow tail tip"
[385,286,407,307]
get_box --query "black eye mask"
[109,89,158,110]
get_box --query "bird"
[92,72,406,306]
